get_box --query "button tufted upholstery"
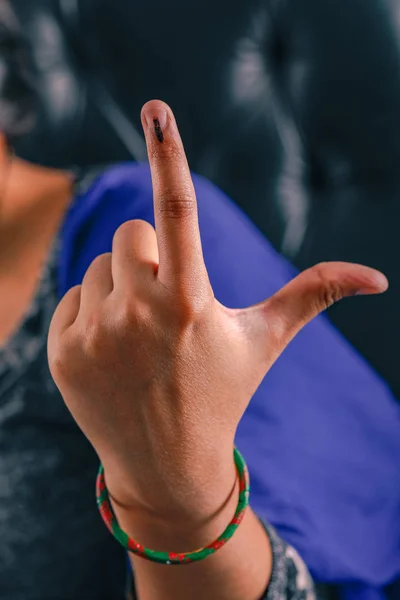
[10,0,400,400]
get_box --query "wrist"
[102,444,236,523]
[105,459,239,553]
[111,479,239,554]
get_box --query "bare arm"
[48,99,387,600]
[112,478,272,600]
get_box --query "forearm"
[111,477,272,600]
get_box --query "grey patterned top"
[262,525,315,600]
[0,176,316,600]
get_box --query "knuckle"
[114,293,143,328]
[83,254,112,289]
[320,284,343,308]
[113,220,133,245]
[78,315,111,362]
[173,286,213,325]
[178,304,204,327]
[48,332,77,378]
[113,220,155,247]
[48,344,65,375]
[130,219,154,234]
[157,188,195,219]
[312,264,343,308]
[89,252,112,272]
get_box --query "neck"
[0,158,74,262]
[1,158,73,222]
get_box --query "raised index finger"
[141,100,205,287]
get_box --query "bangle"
[96,447,250,565]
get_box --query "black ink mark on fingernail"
[153,118,164,143]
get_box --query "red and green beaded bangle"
[96,447,250,565]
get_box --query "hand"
[48,100,388,525]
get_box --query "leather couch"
[10,0,400,404]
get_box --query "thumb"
[240,262,388,359]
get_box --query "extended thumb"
[241,261,388,357]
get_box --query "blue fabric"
[58,163,400,599]
[341,586,387,600]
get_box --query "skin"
[0,136,74,345]
[46,100,388,600]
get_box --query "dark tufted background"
[9,0,400,403]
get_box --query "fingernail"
[153,118,164,143]
[142,102,168,143]
[371,271,389,291]
[354,272,389,295]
